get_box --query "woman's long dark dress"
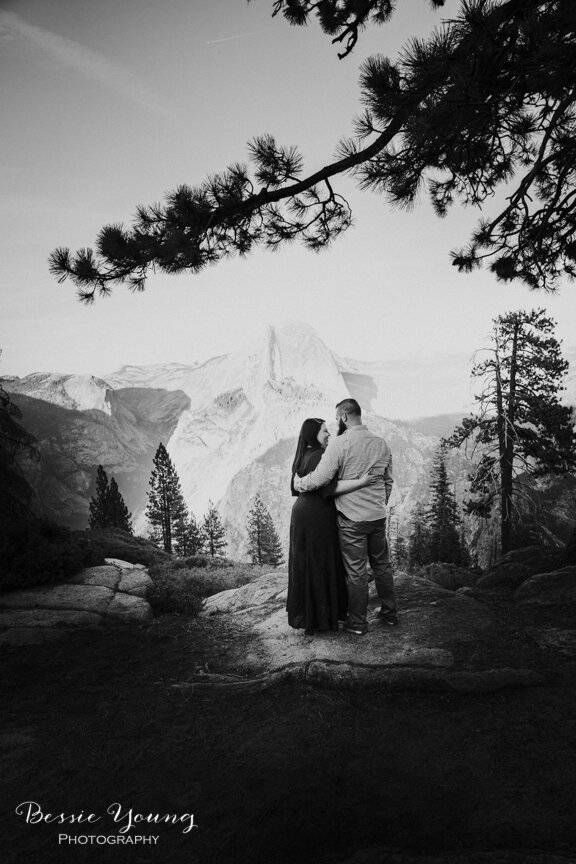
[287,448,348,633]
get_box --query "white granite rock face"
[202,572,287,615]
[69,566,120,589]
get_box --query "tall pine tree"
[146,443,188,554]
[407,501,431,569]
[106,477,133,533]
[174,511,204,558]
[88,465,132,532]
[446,309,576,555]
[89,465,109,530]
[202,501,227,558]
[246,495,284,566]
[427,446,467,565]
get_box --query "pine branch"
[51,0,576,298]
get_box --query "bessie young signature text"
[15,801,197,834]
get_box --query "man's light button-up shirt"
[295,424,393,522]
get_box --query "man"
[294,398,396,635]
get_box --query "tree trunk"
[498,320,519,555]
[561,522,576,565]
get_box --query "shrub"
[183,555,234,569]
[147,559,264,616]
[1,518,105,591]
[87,527,169,566]
[147,569,205,617]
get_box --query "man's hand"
[294,474,304,492]
[359,471,384,487]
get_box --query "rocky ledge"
[179,567,569,694]
[0,559,153,646]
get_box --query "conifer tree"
[106,477,133,533]
[446,309,576,555]
[392,533,408,570]
[88,465,110,529]
[0,382,39,529]
[174,511,204,558]
[89,465,132,532]
[427,446,467,565]
[146,443,188,554]
[246,495,284,566]
[202,500,227,558]
[407,501,431,569]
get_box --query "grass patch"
[147,557,271,616]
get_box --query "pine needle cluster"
[51,1,576,297]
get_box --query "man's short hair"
[336,398,361,417]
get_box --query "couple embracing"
[287,398,397,637]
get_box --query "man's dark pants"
[337,514,396,628]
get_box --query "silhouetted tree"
[174,511,204,557]
[107,477,133,533]
[146,443,188,554]
[202,501,227,558]
[392,533,409,570]
[246,495,284,566]
[427,445,468,565]
[407,501,431,569]
[0,382,39,531]
[88,465,110,529]
[89,465,132,532]
[52,1,576,298]
[446,309,576,555]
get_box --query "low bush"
[147,570,205,617]
[86,528,169,567]
[183,555,234,569]
[1,518,105,591]
[147,559,265,616]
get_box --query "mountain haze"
[4,323,575,561]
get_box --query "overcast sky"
[2,0,576,379]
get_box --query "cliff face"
[3,324,438,554]
[8,386,189,529]
[5,325,574,562]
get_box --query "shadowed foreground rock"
[195,570,549,693]
[0,559,153,645]
[514,566,576,606]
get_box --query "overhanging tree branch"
[50,0,576,300]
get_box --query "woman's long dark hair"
[290,418,324,496]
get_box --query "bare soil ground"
[1,606,576,864]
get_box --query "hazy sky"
[2,0,576,379]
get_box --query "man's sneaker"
[344,622,368,636]
[377,607,398,626]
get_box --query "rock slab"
[0,559,153,644]
[513,566,576,606]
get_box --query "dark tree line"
[145,443,284,562]
[405,446,469,569]
[0,383,39,530]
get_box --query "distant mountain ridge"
[4,322,575,560]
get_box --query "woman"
[287,417,375,636]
